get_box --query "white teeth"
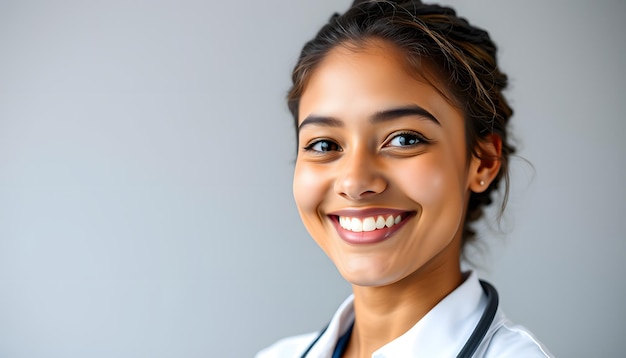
[385,215,394,228]
[338,214,404,232]
[362,217,376,232]
[375,216,386,229]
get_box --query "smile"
[328,209,415,245]
[338,215,401,232]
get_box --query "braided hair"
[288,0,515,247]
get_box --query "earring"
[479,180,485,186]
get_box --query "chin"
[336,256,408,287]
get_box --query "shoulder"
[482,317,554,358]
[256,295,355,357]
[255,332,319,358]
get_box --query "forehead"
[299,40,461,125]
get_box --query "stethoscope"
[300,280,499,358]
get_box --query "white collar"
[308,271,488,357]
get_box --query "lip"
[327,208,416,245]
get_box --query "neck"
[344,254,463,357]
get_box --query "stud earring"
[479,180,485,186]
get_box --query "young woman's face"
[293,41,482,287]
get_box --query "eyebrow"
[298,116,343,132]
[371,105,440,125]
[298,104,440,133]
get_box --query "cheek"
[410,167,444,204]
[396,158,451,205]
[293,163,334,256]
[292,163,325,215]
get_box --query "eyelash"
[303,139,342,153]
[302,131,429,154]
[384,131,430,148]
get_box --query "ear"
[468,134,502,193]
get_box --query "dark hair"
[288,0,515,247]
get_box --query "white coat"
[256,271,553,357]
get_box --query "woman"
[258,0,553,356]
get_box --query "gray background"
[0,0,624,357]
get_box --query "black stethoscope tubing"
[300,280,499,358]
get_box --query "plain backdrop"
[0,0,624,357]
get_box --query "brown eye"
[386,132,426,147]
[304,139,341,153]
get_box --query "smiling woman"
[257,1,553,357]
[295,42,477,290]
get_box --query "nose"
[334,148,387,200]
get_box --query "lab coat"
[256,271,553,357]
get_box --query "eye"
[385,131,427,147]
[303,139,341,153]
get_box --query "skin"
[293,39,501,358]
